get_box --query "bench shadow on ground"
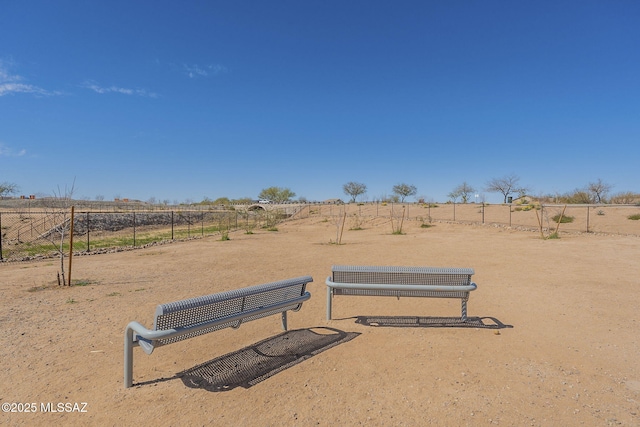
[169,327,360,392]
[350,315,513,329]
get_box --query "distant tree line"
[3,175,638,207]
[339,175,637,205]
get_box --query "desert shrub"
[558,190,593,204]
[72,279,95,287]
[417,216,432,228]
[628,214,640,221]
[552,214,574,223]
[349,213,365,231]
[610,191,640,204]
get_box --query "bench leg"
[124,327,134,388]
[281,311,288,331]
[461,298,468,322]
[326,287,333,320]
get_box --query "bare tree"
[485,174,528,203]
[588,178,613,204]
[0,181,19,198]
[343,182,367,203]
[330,205,347,244]
[392,183,417,202]
[390,205,406,234]
[43,181,76,285]
[448,182,476,203]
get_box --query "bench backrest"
[332,265,474,298]
[149,276,312,349]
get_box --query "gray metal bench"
[325,265,476,321]
[124,276,313,388]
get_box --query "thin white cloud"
[0,142,27,157]
[184,63,228,78]
[0,60,61,97]
[209,64,228,74]
[82,80,159,98]
[184,64,208,78]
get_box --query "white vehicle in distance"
[258,199,271,204]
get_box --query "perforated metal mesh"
[150,276,312,347]
[332,265,473,298]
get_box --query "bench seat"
[124,276,313,388]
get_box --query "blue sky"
[1,1,639,203]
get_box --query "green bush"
[628,214,640,221]
[552,214,574,223]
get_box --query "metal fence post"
[86,211,90,252]
[171,211,174,240]
[133,212,136,247]
[0,212,3,260]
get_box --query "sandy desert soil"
[0,216,639,426]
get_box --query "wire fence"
[0,208,282,261]
[292,202,640,236]
[1,202,639,261]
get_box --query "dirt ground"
[1,216,639,426]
